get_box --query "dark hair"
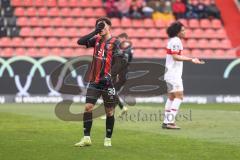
[95,17,112,27]
[166,21,184,38]
[118,33,128,39]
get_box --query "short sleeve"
[167,39,183,55]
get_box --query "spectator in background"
[105,0,122,18]
[142,0,155,18]
[195,0,208,19]
[172,0,186,19]
[152,0,174,22]
[206,0,221,19]
[115,0,130,18]
[185,0,198,19]
[129,0,144,19]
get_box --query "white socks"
[164,98,182,124]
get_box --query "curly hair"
[95,17,112,27]
[166,21,184,38]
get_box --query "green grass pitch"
[0,103,240,160]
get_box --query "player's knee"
[105,107,114,117]
[85,103,94,112]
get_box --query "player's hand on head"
[191,58,205,64]
[95,22,105,34]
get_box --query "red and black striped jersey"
[86,36,122,83]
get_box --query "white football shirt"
[164,36,183,80]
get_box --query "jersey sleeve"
[86,37,97,48]
[167,39,183,55]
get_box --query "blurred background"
[0,0,239,104]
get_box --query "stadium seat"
[20,27,32,37]
[15,48,26,56]
[47,38,59,47]
[214,49,225,58]
[11,0,22,6]
[1,48,14,57]
[151,39,163,48]
[147,28,159,38]
[202,49,214,58]
[155,20,166,28]
[32,27,43,37]
[94,8,106,17]
[82,8,95,17]
[34,37,46,47]
[26,48,39,56]
[46,0,57,7]
[191,49,202,58]
[60,8,71,17]
[140,38,151,48]
[215,29,227,39]
[22,0,34,7]
[29,17,39,26]
[14,7,25,16]
[59,38,71,47]
[200,19,211,29]
[132,20,143,28]
[135,28,147,38]
[158,29,168,38]
[143,19,154,28]
[38,7,48,17]
[38,48,50,56]
[192,29,204,38]
[35,0,45,7]
[209,39,220,49]
[48,7,60,17]
[220,39,232,49]
[226,49,237,58]
[0,37,11,47]
[121,18,132,28]
[84,18,96,27]
[23,37,36,47]
[71,8,82,17]
[62,48,74,56]
[186,39,198,49]
[212,19,222,29]
[188,19,199,28]
[111,18,121,27]
[125,28,137,37]
[203,29,215,39]
[198,39,209,49]
[112,28,122,37]
[51,17,63,27]
[50,48,62,55]
[25,7,36,17]
[178,19,188,27]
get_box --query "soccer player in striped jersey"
[162,21,205,129]
[75,17,123,147]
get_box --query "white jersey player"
[163,21,205,129]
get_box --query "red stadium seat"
[51,17,63,27]
[48,7,60,17]
[11,0,22,6]
[121,18,132,28]
[62,48,74,57]
[215,29,227,39]
[69,0,79,7]
[226,50,236,58]
[212,19,222,29]
[59,38,71,47]
[200,19,211,29]
[35,0,45,7]
[38,7,48,17]
[1,48,14,57]
[23,37,36,47]
[134,28,146,38]
[46,0,57,7]
[140,38,151,48]
[38,48,50,56]
[214,49,225,58]
[29,17,39,26]
[191,49,202,57]
[60,8,71,17]
[23,0,34,7]
[91,0,103,7]
[203,29,215,39]
[20,27,32,37]
[82,8,95,17]
[188,19,199,28]
[17,17,28,26]
[202,49,214,58]
[32,27,43,37]
[95,8,106,17]
[42,27,55,37]
[25,7,37,16]
[178,19,188,27]
[125,28,137,37]
[151,39,163,48]
[186,39,198,49]
[112,28,122,37]
[0,37,11,47]
[53,27,67,37]
[155,20,166,28]
[73,18,85,27]
[147,28,159,38]
[198,39,209,49]
[50,48,62,55]
[47,38,59,47]
[192,29,204,38]
[40,17,52,27]
[15,48,26,56]
[209,39,220,49]
[35,38,46,47]
[111,18,121,27]
[71,8,82,17]
[132,20,143,28]
[143,19,154,28]
[158,29,168,38]
[79,0,89,7]
[68,28,78,37]
[26,48,39,56]
[220,39,232,49]
[58,0,68,7]
[15,7,25,16]
[84,18,96,27]
[61,17,75,27]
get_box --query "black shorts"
[86,80,117,107]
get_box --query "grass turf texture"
[0,103,240,160]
